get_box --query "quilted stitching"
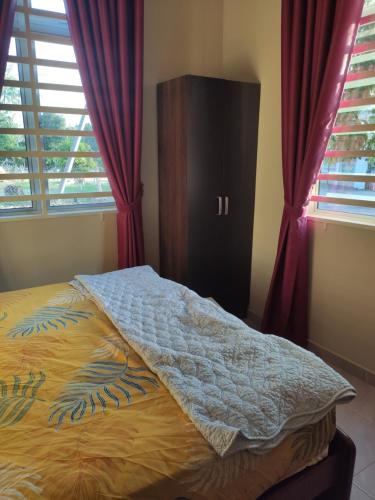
[73,266,356,457]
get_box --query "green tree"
[40,113,71,172]
[40,113,98,173]
[0,74,25,172]
[1,68,98,174]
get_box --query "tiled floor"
[333,366,375,500]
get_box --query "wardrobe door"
[220,81,260,317]
[158,77,188,284]
[186,76,226,299]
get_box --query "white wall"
[0,212,118,292]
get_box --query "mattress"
[0,282,336,499]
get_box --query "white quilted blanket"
[72,266,355,457]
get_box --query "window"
[0,0,114,218]
[310,0,375,223]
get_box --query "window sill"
[308,212,375,231]
[0,207,117,223]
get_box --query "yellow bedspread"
[0,283,336,500]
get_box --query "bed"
[0,274,355,499]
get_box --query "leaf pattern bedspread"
[0,283,336,499]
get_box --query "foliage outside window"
[0,0,114,218]
[311,0,375,223]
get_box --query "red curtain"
[65,0,145,268]
[0,0,16,91]
[261,0,363,346]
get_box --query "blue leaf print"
[49,358,159,428]
[7,306,93,338]
[0,371,45,427]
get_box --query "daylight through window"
[0,0,114,217]
[311,0,375,221]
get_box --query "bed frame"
[259,428,356,500]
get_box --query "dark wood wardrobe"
[157,75,260,318]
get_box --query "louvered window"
[310,0,375,223]
[0,0,114,219]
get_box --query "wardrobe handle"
[224,196,229,215]
[216,196,222,216]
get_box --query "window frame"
[0,0,115,219]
